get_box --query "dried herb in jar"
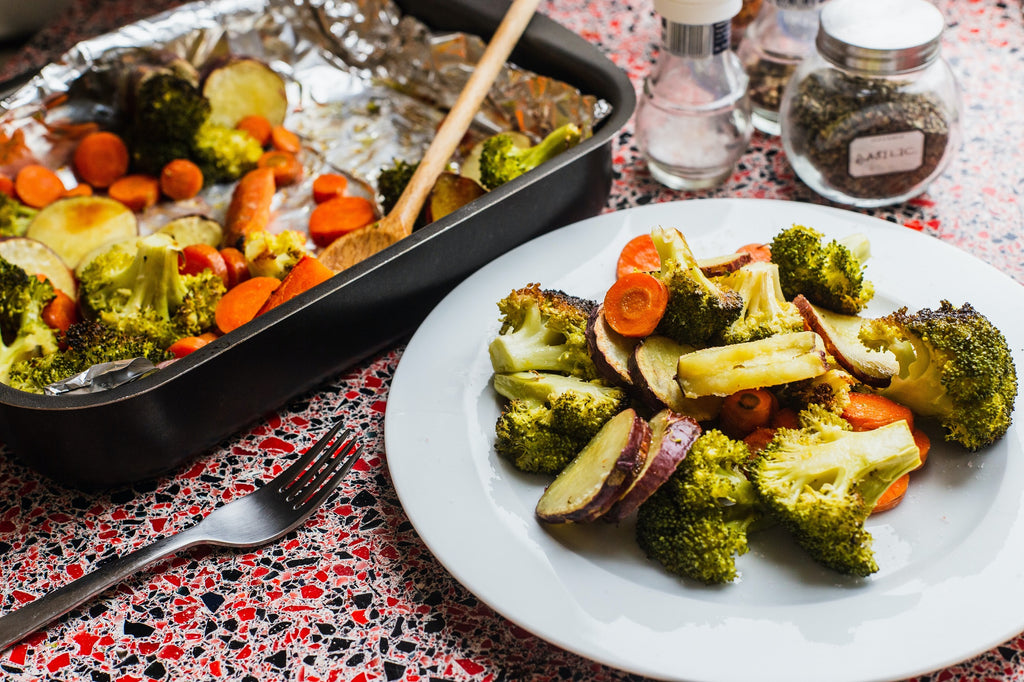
[747,58,796,113]
[786,69,950,199]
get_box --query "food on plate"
[201,58,289,129]
[602,271,669,338]
[535,407,651,524]
[486,223,1018,585]
[492,370,628,475]
[750,405,922,577]
[476,122,583,190]
[25,195,138,269]
[635,429,763,585]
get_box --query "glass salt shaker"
[635,0,753,191]
[779,0,961,207]
[737,0,829,135]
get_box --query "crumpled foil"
[0,0,610,394]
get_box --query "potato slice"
[630,334,723,421]
[697,251,753,277]
[0,237,77,299]
[426,172,486,223]
[157,215,223,248]
[25,196,138,269]
[203,58,288,128]
[586,304,639,387]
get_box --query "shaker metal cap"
[817,0,945,75]
[654,0,742,25]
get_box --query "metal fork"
[0,418,361,651]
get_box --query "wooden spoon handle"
[387,0,543,234]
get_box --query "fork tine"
[293,439,362,508]
[277,419,349,493]
[286,428,352,496]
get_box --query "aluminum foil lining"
[0,0,610,394]
[0,0,611,238]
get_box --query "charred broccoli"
[77,233,225,349]
[635,430,762,584]
[859,300,1017,451]
[0,257,58,384]
[243,229,310,280]
[6,320,171,393]
[489,284,598,379]
[0,192,38,237]
[770,224,874,315]
[650,226,743,347]
[377,158,419,215]
[716,261,805,344]
[493,370,628,475]
[750,404,921,576]
[478,123,583,190]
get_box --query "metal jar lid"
[816,0,945,75]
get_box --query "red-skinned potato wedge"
[0,237,77,301]
[629,334,724,422]
[604,410,701,522]
[257,255,334,315]
[696,251,753,277]
[536,408,651,524]
[426,172,486,223]
[586,303,639,387]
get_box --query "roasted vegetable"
[0,256,59,384]
[716,260,805,345]
[0,192,37,238]
[770,224,874,315]
[477,123,583,190]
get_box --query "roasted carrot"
[0,173,13,196]
[257,150,303,187]
[270,125,301,154]
[743,426,776,453]
[14,164,65,208]
[219,246,250,289]
[63,183,93,197]
[214,276,281,334]
[72,131,129,188]
[913,427,931,467]
[841,392,915,432]
[41,287,77,333]
[737,242,772,263]
[257,255,334,315]
[236,114,273,147]
[771,407,800,429]
[307,195,377,248]
[873,474,910,513]
[311,173,348,204]
[224,167,276,246]
[160,159,204,201]
[178,243,229,287]
[615,233,661,280]
[167,335,212,359]
[719,388,778,439]
[108,174,161,212]
[602,271,669,338]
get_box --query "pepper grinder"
[737,0,829,135]
[635,0,753,190]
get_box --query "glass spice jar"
[778,0,961,207]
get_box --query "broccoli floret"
[859,301,1018,451]
[750,404,922,577]
[650,226,743,347]
[770,224,874,315]
[128,72,212,176]
[492,370,628,475]
[6,320,171,393]
[243,229,310,280]
[478,123,583,190]
[192,123,263,184]
[776,368,855,415]
[488,284,598,379]
[716,261,805,344]
[0,257,58,384]
[0,192,38,237]
[77,233,226,349]
[377,158,419,216]
[635,430,762,584]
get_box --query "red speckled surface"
[2,0,1024,680]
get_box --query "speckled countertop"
[1,0,1023,680]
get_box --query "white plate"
[384,199,1024,682]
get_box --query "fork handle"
[0,527,202,651]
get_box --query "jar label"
[848,131,925,178]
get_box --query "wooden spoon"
[318,0,543,272]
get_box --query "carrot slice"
[167,335,212,359]
[160,159,204,201]
[0,173,14,196]
[72,131,129,188]
[841,392,914,432]
[15,164,65,208]
[219,246,250,289]
[224,167,276,246]
[63,183,93,197]
[615,233,661,280]
[912,427,931,467]
[257,255,334,315]
[270,125,301,154]
[214,276,281,334]
[770,407,800,429]
[42,288,78,333]
[873,474,909,513]
[257,150,303,187]
[311,173,348,204]
[602,271,668,337]
[737,242,772,263]
[108,174,161,212]
[179,243,229,286]
[743,426,776,453]
[307,195,377,248]
[719,388,778,439]
[236,114,273,147]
